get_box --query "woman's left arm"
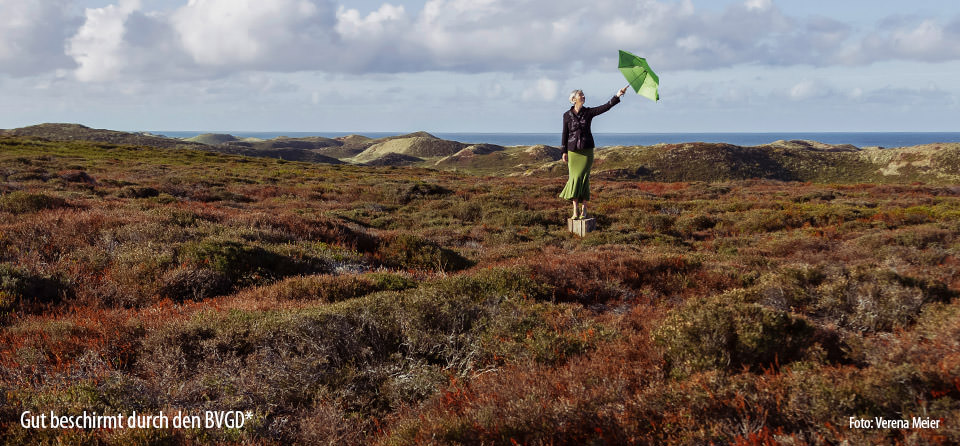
[587,96,621,117]
[588,87,628,117]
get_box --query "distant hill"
[2,123,208,149]
[177,133,347,164]
[352,134,466,163]
[523,145,563,162]
[765,139,859,152]
[585,141,960,184]
[6,124,960,184]
[185,133,238,145]
[433,144,565,175]
[364,153,425,166]
[223,136,343,151]
[336,134,373,147]
[459,144,506,156]
[212,146,344,164]
[184,132,437,163]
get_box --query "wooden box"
[567,217,596,237]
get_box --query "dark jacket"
[561,95,620,153]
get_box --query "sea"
[155,131,960,149]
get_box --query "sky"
[1,0,959,133]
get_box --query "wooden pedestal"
[567,217,596,237]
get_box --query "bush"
[751,264,826,311]
[178,238,330,287]
[451,200,483,222]
[0,191,68,214]
[815,267,954,332]
[0,263,70,318]
[526,247,700,303]
[739,264,954,333]
[157,267,232,302]
[377,233,473,272]
[654,295,815,378]
[431,266,553,302]
[254,273,413,303]
[395,181,452,204]
[366,271,418,292]
[130,266,593,443]
[508,210,552,227]
[641,213,676,233]
[7,168,50,182]
[116,186,160,199]
[59,170,96,184]
[676,214,718,234]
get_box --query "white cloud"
[789,80,826,100]
[1,0,951,84]
[67,0,141,82]
[882,19,960,60]
[0,0,80,76]
[744,0,771,12]
[522,77,558,101]
[171,0,333,67]
[842,17,960,64]
[335,4,407,38]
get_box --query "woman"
[560,86,628,219]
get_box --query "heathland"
[1,124,958,445]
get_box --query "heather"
[1,136,958,445]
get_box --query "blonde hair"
[569,89,583,104]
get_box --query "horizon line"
[146,130,960,135]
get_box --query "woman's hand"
[617,85,629,97]
[562,153,568,163]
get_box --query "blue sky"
[1,0,959,133]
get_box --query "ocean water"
[155,131,960,149]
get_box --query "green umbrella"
[618,50,659,102]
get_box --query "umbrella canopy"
[618,50,659,102]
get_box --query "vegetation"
[1,134,958,445]
[1,123,207,150]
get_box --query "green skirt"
[559,149,594,201]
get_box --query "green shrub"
[178,238,330,287]
[751,264,827,311]
[432,266,553,301]
[890,225,952,249]
[654,295,815,378]
[395,181,452,204]
[676,214,718,234]
[0,191,67,213]
[377,233,473,272]
[152,207,217,227]
[724,263,954,335]
[641,213,676,233]
[366,271,417,292]
[0,263,70,318]
[130,267,589,443]
[509,210,552,227]
[116,186,160,199]
[59,170,95,184]
[256,273,401,302]
[157,267,231,302]
[815,267,954,332]
[580,230,654,247]
[450,200,483,222]
[7,171,50,182]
